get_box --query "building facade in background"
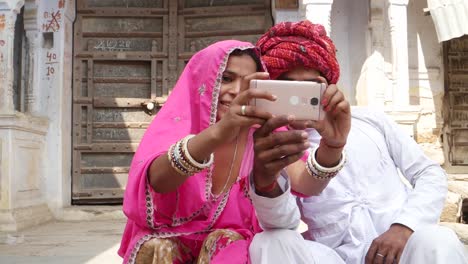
[0,0,466,231]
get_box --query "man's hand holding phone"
[251,77,350,167]
[250,76,351,197]
[289,78,351,167]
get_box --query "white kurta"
[249,176,345,264]
[250,107,467,264]
[300,107,448,263]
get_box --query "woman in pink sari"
[119,38,351,264]
[119,40,281,264]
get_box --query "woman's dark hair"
[230,48,263,71]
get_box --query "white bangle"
[310,146,346,173]
[182,135,214,169]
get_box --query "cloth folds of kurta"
[118,40,263,264]
[250,107,466,264]
[300,107,449,263]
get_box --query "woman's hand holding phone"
[214,72,276,143]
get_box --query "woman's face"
[217,54,257,120]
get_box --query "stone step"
[440,222,468,244]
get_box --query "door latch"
[141,101,160,115]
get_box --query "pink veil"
[119,40,261,263]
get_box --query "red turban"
[256,20,340,84]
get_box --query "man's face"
[277,66,327,84]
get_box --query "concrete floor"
[1,219,467,264]
[0,220,125,264]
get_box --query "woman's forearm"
[148,123,227,193]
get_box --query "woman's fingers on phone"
[243,105,272,120]
[241,72,270,92]
[245,71,270,81]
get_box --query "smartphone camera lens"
[310,97,319,106]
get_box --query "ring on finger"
[376,253,385,258]
[241,105,247,116]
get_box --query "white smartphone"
[249,79,326,121]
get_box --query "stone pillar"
[388,0,410,106]
[23,0,39,114]
[384,0,422,139]
[0,0,52,232]
[355,0,388,106]
[302,0,333,35]
[0,2,21,113]
[37,0,75,213]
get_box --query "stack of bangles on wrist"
[305,146,346,180]
[167,134,214,176]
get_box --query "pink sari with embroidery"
[118,40,263,264]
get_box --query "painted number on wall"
[42,10,61,32]
[46,51,58,77]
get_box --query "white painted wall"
[407,0,444,142]
[275,0,369,105]
[330,0,369,105]
[276,0,445,142]
[0,0,74,230]
[36,0,74,212]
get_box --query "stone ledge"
[384,105,422,123]
[441,191,462,222]
[384,105,422,139]
[449,174,468,181]
[440,222,468,244]
[54,206,125,222]
[0,113,48,135]
[448,180,468,198]
[0,203,53,232]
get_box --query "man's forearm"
[316,143,343,167]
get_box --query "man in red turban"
[249,20,466,264]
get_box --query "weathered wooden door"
[72,0,272,204]
[444,36,468,166]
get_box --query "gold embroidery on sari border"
[137,47,255,262]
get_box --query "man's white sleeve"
[377,112,448,231]
[249,172,301,230]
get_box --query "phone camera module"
[310,97,319,106]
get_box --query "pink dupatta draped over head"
[119,40,263,264]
